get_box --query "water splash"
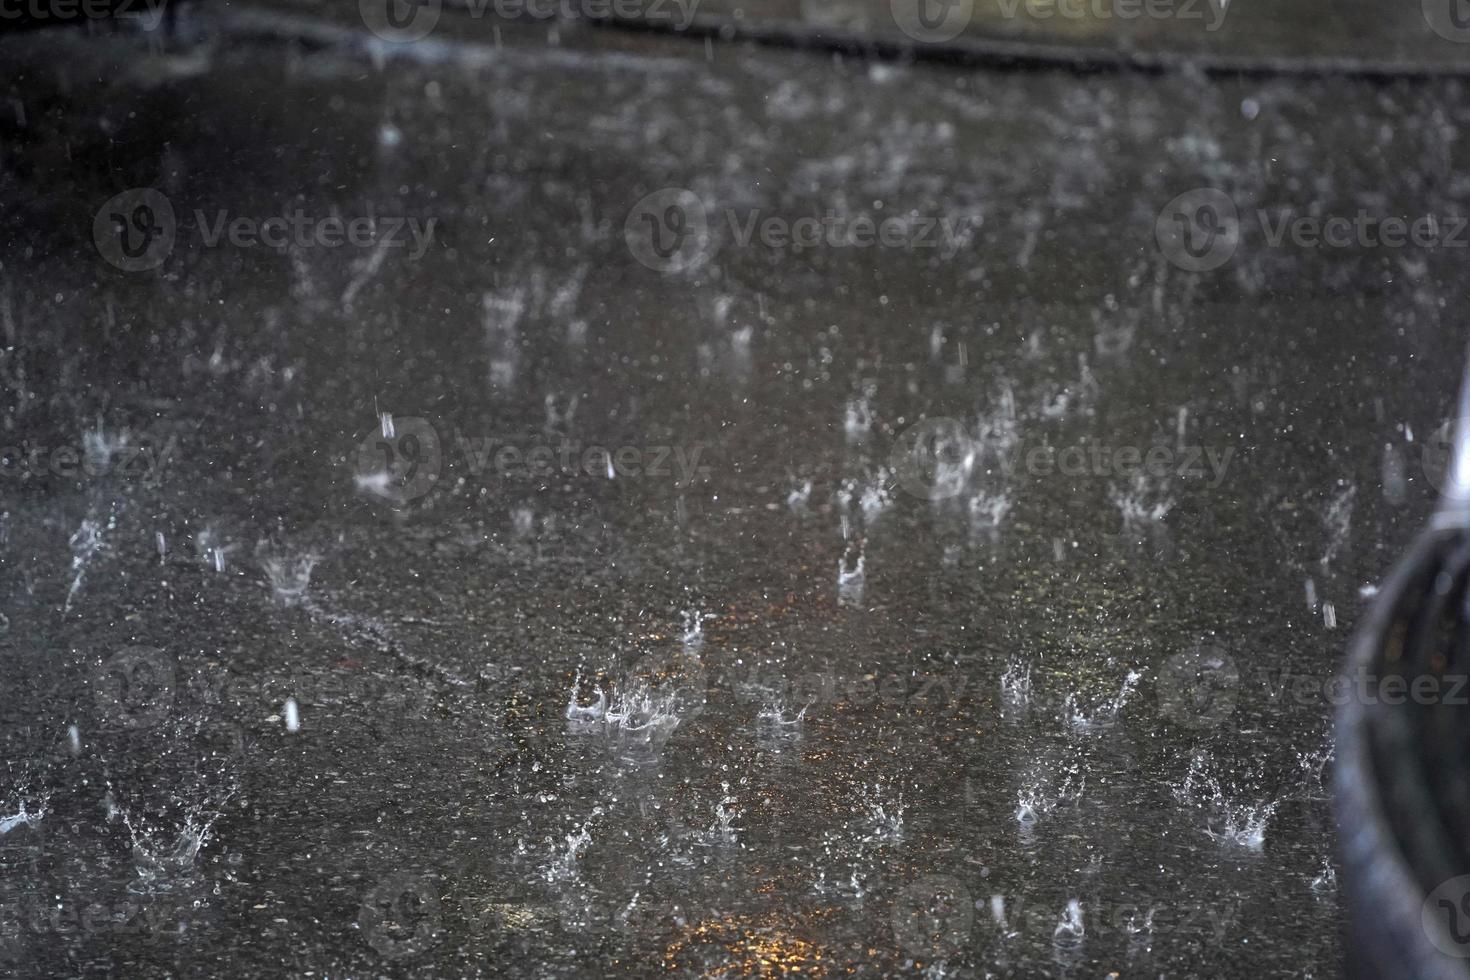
[122,807,227,887]
[1176,752,1278,850]
[544,807,603,884]
[1014,788,1040,827]
[1124,905,1156,958]
[709,782,740,845]
[1052,899,1085,950]
[82,426,135,475]
[787,479,813,513]
[911,422,977,502]
[1110,469,1174,529]
[975,385,1021,462]
[967,488,1012,538]
[681,609,708,651]
[756,694,808,748]
[603,685,678,740]
[860,782,905,843]
[1039,355,1101,420]
[1296,744,1332,799]
[757,694,809,728]
[1016,767,1085,829]
[837,472,893,528]
[859,475,893,526]
[1063,669,1141,733]
[1205,800,1276,849]
[65,504,117,613]
[258,543,320,607]
[0,795,47,835]
[1000,659,1032,716]
[837,541,865,606]
[602,669,689,766]
[1310,859,1337,896]
[565,670,609,729]
[1173,751,1211,808]
[1112,669,1143,713]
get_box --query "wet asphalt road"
[0,5,1465,977]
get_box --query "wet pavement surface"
[0,6,1466,977]
[231,0,1470,74]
